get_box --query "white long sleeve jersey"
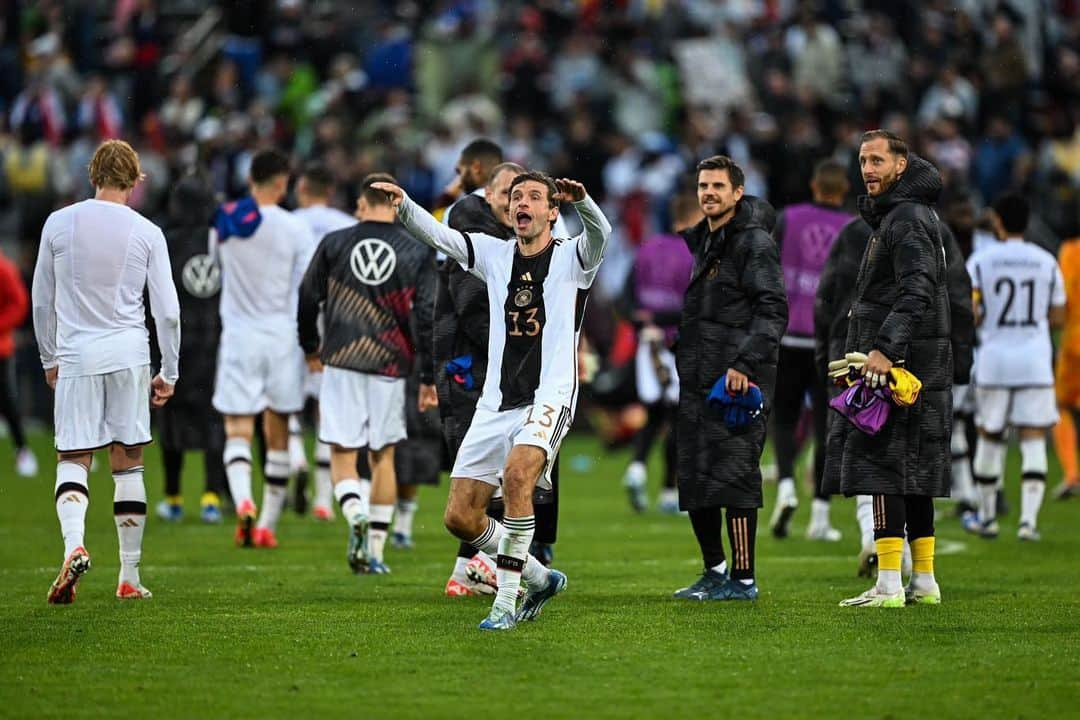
[398,192,611,413]
[32,198,181,383]
[216,205,315,339]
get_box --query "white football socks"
[855,495,874,550]
[368,504,394,562]
[256,449,290,532]
[224,437,254,510]
[334,478,369,527]
[113,466,147,586]
[55,461,89,560]
[394,497,418,538]
[313,441,333,510]
[493,515,535,613]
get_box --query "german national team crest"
[181,254,221,298]
[350,238,397,286]
[514,287,534,307]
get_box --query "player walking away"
[211,149,315,549]
[375,172,611,630]
[621,191,697,514]
[291,163,357,521]
[967,194,1066,541]
[673,156,788,603]
[769,159,851,542]
[154,173,228,524]
[32,139,180,603]
[0,244,35,477]
[1052,233,1080,499]
[298,173,436,575]
[827,132,970,608]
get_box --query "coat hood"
[857,154,942,228]
[168,174,215,229]
[448,193,513,240]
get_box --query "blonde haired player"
[33,139,181,603]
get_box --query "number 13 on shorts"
[523,402,571,452]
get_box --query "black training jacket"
[298,220,435,379]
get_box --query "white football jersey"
[292,203,356,243]
[400,193,611,413]
[967,239,1066,388]
[216,204,315,338]
[32,199,181,382]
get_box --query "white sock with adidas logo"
[113,466,147,587]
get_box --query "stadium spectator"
[0,243,34,477]
[673,155,787,602]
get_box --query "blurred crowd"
[1,0,1079,426]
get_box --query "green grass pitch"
[1,431,1077,719]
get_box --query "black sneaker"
[673,568,727,599]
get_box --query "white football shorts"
[54,365,152,452]
[975,386,1059,433]
[317,366,406,451]
[635,339,679,405]
[451,400,572,490]
[212,331,306,415]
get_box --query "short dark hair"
[460,138,503,168]
[696,155,745,190]
[487,162,526,187]
[299,163,334,197]
[811,158,850,196]
[992,193,1030,235]
[360,172,398,207]
[250,149,291,184]
[859,129,909,157]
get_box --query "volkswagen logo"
[181,254,221,298]
[350,238,397,286]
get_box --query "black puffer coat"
[814,216,974,386]
[675,197,788,510]
[434,195,513,433]
[822,155,961,498]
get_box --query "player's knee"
[443,505,478,539]
[502,463,536,492]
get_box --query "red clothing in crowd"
[0,253,29,358]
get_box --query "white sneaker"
[15,448,38,477]
[904,578,941,605]
[770,480,798,538]
[1017,523,1041,542]
[839,586,905,608]
[623,461,648,513]
[805,522,842,542]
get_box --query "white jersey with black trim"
[217,204,315,339]
[32,199,181,383]
[967,238,1066,388]
[399,192,611,413]
[292,204,356,243]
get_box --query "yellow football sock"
[166,494,182,505]
[911,536,935,575]
[875,537,904,572]
[201,491,220,506]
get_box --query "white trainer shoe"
[839,586,905,608]
[15,448,38,477]
[806,522,842,542]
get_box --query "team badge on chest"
[514,287,534,307]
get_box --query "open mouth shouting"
[515,210,533,232]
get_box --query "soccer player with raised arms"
[372,172,611,630]
[33,139,181,603]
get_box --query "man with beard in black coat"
[816,199,974,578]
[827,131,966,608]
[673,155,788,601]
[153,173,227,524]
